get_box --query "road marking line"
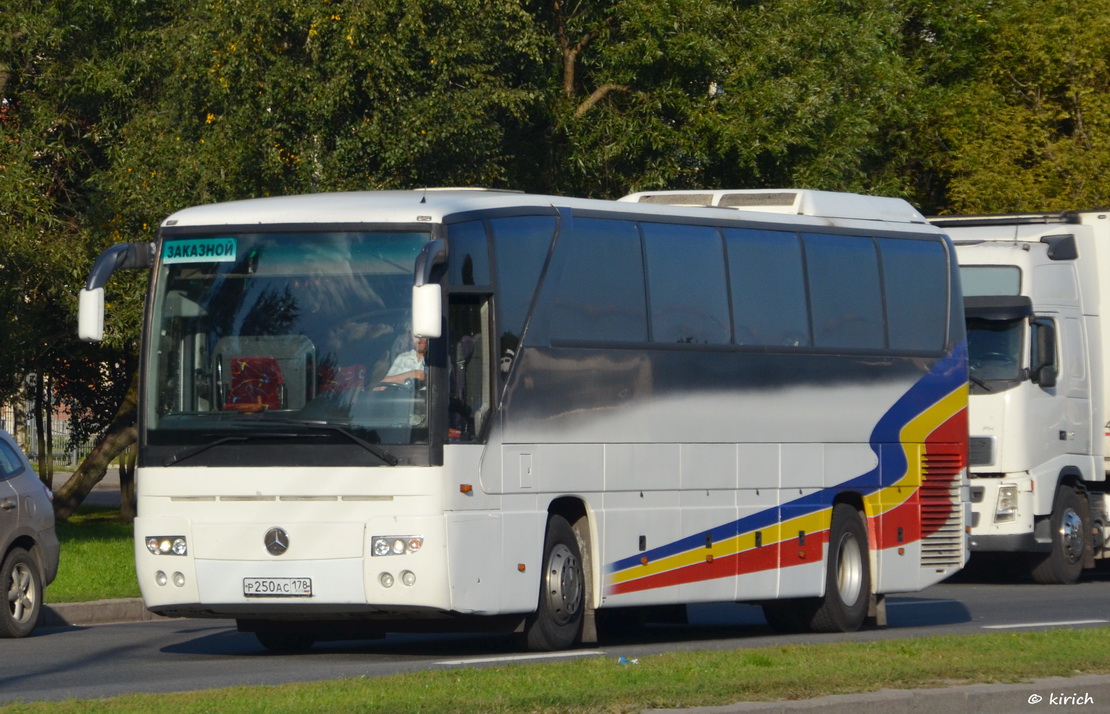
[886,599,960,607]
[983,620,1108,630]
[438,650,606,666]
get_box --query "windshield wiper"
[969,374,992,392]
[163,431,326,466]
[247,418,400,466]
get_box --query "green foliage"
[6,0,1110,496]
[935,0,1110,213]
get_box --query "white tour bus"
[79,188,969,651]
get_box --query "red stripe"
[608,531,829,596]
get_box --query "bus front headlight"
[146,536,188,556]
[371,535,423,556]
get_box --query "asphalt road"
[6,570,1110,707]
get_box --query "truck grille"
[920,447,965,569]
[968,436,994,466]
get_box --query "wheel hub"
[1059,508,1085,564]
[543,543,583,625]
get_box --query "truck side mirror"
[1031,319,1057,388]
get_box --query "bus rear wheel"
[809,503,871,633]
[524,515,584,651]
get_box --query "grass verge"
[49,506,140,602]
[3,628,1110,713]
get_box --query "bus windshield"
[146,231,430,446]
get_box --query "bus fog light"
[995,485,1018,523]
[173,572,186,587]
[380,572,395,588]
[401,570,416,587]
[155,571,168,586]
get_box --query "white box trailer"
[931,210,1110,583]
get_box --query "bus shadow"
[161,598,974,659]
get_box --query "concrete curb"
[41,598,158,627]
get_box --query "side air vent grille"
[919,448,965,569]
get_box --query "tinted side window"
[446,220,492,286]
[724,228,810,347]
[804,234,885,350]
[642,223,730,345]
[490,215,556,343]
[880,238,947,351]
[548,218,647,342]
[0,440,25,479]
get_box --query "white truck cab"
[932,211,1110,583]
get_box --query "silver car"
[0,428,59,637]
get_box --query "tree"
[527,0,946,201]
[931,0,1110,213]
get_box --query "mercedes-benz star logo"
[264,527,289,556]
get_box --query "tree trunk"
[119,445,137,522]
[53,372,138,522]
[33,372,50,488]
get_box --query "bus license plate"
[243,577,313,597]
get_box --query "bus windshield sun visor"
[964,295,1034,321]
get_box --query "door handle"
[1,498,15,511]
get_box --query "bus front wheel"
[523,515,584,651]
[809,503,871,633]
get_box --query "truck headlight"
[994,485,1018,523]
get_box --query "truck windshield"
[967,318,1024,386]
[145,231,431,446]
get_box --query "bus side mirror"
[412,284,442,338]
[412,238,447,339]
[78,288,105,342]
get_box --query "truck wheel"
[1,548,43,638]
[524,515,584,651]
[808,503,871,632]
[1030,486,1089,585]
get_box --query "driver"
[375,335,427,389]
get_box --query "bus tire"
[1,548,43,638]
[809,503,871,633]
[524,515,584,651]
[1030,486,1089,585]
